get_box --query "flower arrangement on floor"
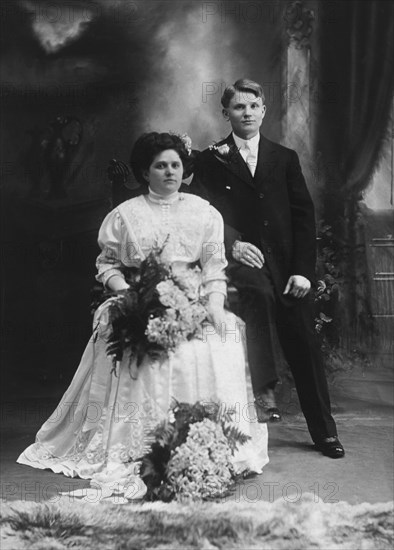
[139,400,251,502]
[92,248,208,373]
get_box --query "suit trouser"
[228,263,337,441]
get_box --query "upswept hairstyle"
[221,78,265,108]
[130,132,190,185]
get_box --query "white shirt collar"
[232,132,260,151]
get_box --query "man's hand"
[232,240,265,268]
[283,275,311,298]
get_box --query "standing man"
[190,79,344,458]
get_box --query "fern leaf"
[222,424,251,452]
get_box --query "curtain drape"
[318,0,394,345]
[341,1,394,196]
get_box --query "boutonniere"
[209,142,239,165]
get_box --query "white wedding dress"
[17,192,268,501]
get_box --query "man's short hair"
[221,79,265,108]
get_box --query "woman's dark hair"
[130,132,191,185]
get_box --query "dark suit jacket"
[189,133,317,296]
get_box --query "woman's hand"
[206,292,226,337]
[107,275,130,292]
[206,305,227,338]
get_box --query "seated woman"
[17,132,268,499]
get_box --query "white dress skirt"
[17,193,268,499]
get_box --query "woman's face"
[144,149,183,196]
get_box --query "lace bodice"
[96,193,228,296]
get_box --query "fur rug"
[1,494,392,550]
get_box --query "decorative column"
[282,1,315,195]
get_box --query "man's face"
[223,91,266,139]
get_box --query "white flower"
[170,132,192,155]
[180,133,192,156]
[166,418,233,500]
[210,143,231,157]
[171,265,202,301]
[156,280,174,295]
[156,280,189,309]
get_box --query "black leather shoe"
[255,404,282,423]
[254,392,282,423]
[269,407,282,422]
[314,436,345,458]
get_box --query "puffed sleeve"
[200,205,228,297]
[95,209,126,287]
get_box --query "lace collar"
[147,188,181,205]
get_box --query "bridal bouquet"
[92,249,208,372]
[139,400,251,502]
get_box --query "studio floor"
[1,380,393,507]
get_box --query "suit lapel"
[254,134,277,189]
[213,134,255,188]
[211,133,277,189]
